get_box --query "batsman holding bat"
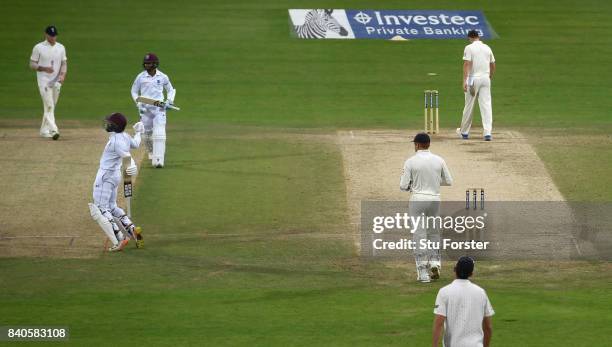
[89,113,144,252]
[130,53,177,168]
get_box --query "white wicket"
[424,90,439,134]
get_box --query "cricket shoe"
[152,158,163,168]
[51,131,60,140]
[484,135,492,141]
[135,227,144,249]
[429,265,441,280]
[417,266,431,283]
[108,239,129,252]
[124,226,140,247]
[456,128,468,140]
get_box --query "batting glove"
[125,158,138,176]
[163,100,175,110]
[136,102,146,115]
[132,121,144,134]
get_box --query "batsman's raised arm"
[90,113,143,252]
[130,121,144,148]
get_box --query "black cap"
[412,132,430,144]
[467,29,479,38]
[45,25,58,37]
[455,256,475,279]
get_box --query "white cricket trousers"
[139,104,167,167]
[38,84,60,136]
[93,169,122,212]
[409,193,441,267]
[460,76,493,136]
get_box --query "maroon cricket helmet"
[105,112,127,133]
[143,52,159,69]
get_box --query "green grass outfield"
[4,0,612,129]
[2,0,612,345]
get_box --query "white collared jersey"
[131,70,175,104]
[99,132,140,171]
[30,40,67,87]
[462,40,495,78]
[400,150,453,196]
[434,279,495,347]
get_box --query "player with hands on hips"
[89,113,144,252]
[131,53,176,168]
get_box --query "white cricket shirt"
[463,40,495,78]
[30,40,67,87]
[131,70,175,103]
[434,279,495,347]
[99,132,140,171]
[400,150,453,196]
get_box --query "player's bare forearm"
[489,62,496,79]
[463,61,471,81]
[30,60,53,73]
[462,61,471,91]
[59,61,67,82]
[432,315,445,347]
[483,317,493,347]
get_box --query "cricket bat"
[136,96,181,111]
[122,157,133,218]
[122,156,140,243]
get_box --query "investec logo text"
[353,11,481,36]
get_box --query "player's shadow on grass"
[220,285,366,304]
[173,168,294,179]
[145,252,350,278]
[149,229,326,243]
[169,151,318,167]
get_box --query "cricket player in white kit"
[458,30,496,141]
[433,257,494,347]
[400,133,453,283]
[89,113,144,252]
[131,53,176,168]
[29,25,67,140]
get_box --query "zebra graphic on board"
[294,9,349,39]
